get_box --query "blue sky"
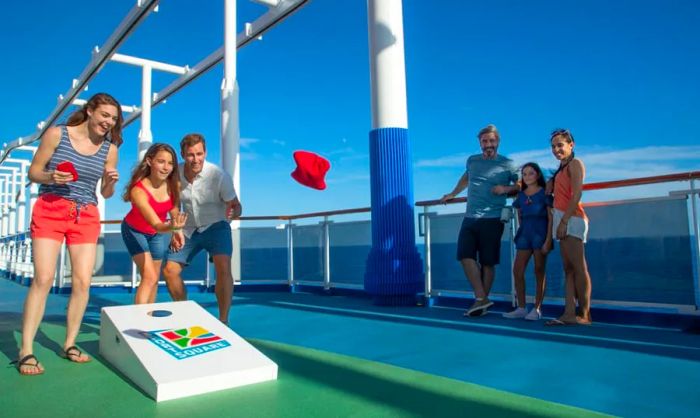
[1,0,699,223]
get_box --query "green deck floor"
[1,320,609,418]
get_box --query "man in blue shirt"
[441,124,519,316]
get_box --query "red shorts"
[30,194,101,245]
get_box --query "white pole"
[10,148,38,233]
[367,0,408,130]
[3,160,30,233]
[0,169,20,235]
[222,0,241,283]
[0,174,9,237]
[97,179,106,233]
[2,160,29,233]
[138,64,153,160]
[9,171,17,235]
[16,164,27,233]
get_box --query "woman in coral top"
[121,143,187,304]
[546,129,593,326]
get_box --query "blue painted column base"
[364,127,424,306]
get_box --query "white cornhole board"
[100,300,277,402]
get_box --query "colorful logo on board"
[144,326,230,360]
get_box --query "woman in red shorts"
[14,93,122,375]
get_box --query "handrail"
[415,170,700,207]
[416,197,466,207]
[583,171,700,191]
[100,207,371,224]
[98,171,699,224]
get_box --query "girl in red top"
[121,143,186,304]
[546,129,593,326]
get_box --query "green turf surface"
[0,320,611,418]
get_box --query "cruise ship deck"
[2,1,700,417]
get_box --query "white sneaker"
[525,307,542,321]
[502,307,527,319]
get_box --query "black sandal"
[61,346,90,363]
[10,354,44,375]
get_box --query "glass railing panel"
[292,224,324,283]
[427,213,513,295]
[68,230,208,284]
[518,196,695,305]
[329,219,372,286]
[240,226,287,282]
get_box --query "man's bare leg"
[162,261,187,301]
[212,255,233,324]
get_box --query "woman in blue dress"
[503,162,553,320]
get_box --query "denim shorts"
[121,222,168,260]
[514,218,548,250]
[166,220,233,266]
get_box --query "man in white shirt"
[163,133,242,324]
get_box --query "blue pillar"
[364,127,423,305]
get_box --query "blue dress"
[513,188,552,250]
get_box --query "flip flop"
[545,318,569,326]
[576,317,593,326]
[61,346,91,363]
[10,354,45,376]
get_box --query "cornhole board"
[100,300,277,402]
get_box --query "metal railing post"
[287,219,294,288]
[56,242,67,291]
[690,179,700,310]
[206,259,212,289]
[131,261,138,291]
[323,216,331,290]
[423,206,432,303]
[509,206,517,307]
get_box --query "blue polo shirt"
[465,154,519,218]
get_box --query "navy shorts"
[167,220,233,266]
[121,222,168,260]
[456,217,504,265]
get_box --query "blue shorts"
[166,220,233,266]
[121,222,168,260]
[514,218,548,250]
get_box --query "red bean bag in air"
[291,150,330,190]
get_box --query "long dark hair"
[66,92,124,146]
[122,143,180,206]
[520,162,546,191]
[550,128,575,185]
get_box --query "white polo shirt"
[179,161,237,237]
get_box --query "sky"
[1,0,699,224]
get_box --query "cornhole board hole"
[100,300,277,402]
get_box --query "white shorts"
[552,208,588,243]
